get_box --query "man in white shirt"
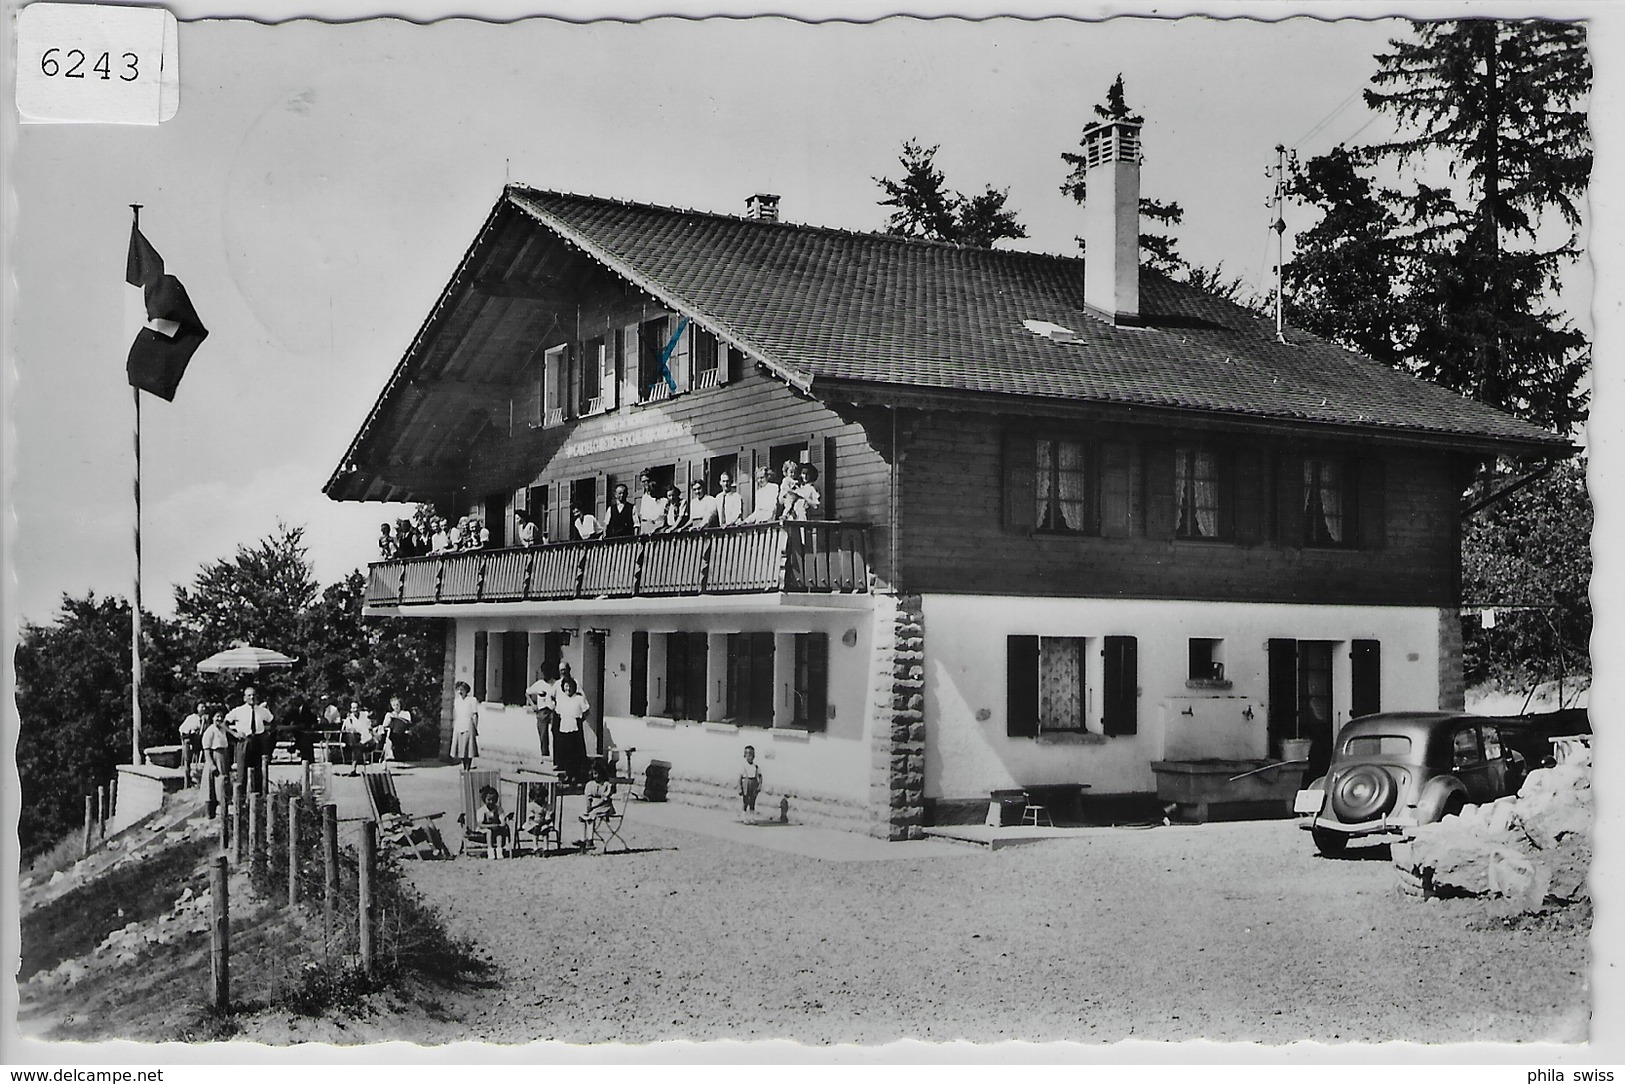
[526,671,556,760]
[637,475,668,535]
[714,472,745,526]
[179,699,206,784]
[225,686,275,794]
[683,481,718,530]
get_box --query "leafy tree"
[875,140,1026,248]
[1288,20,1591,435]
[1283,145,1408,367]
[14,594,192,857]
[172,522,318,705]
[1461,458,1591,693]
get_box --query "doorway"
[583,631,607,758]
[1268,639,1337,777]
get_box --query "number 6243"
[40,48,139,81]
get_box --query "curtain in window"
[1303,460,1343,542]
[1035,439,1057,528]
[1038,637,1083,731]
[1192,450,1219,537]
[1056,441,1087,531]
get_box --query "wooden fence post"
[109,775,118,819]
[219,799,231,854]
[261,754,272,796]
[97,784,107,838]
[322,802,338,932]
[288,795,301,905]
[82,795,94,858]
[358,821,377,978]
[210,853,229,1010]
[233,794,246,867]
[249,792,264,876]
[302,761,312,797]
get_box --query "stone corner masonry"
[870,592,926,840]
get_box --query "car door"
[1449,724,1493,803]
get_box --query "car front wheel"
[1312,826,1349,857]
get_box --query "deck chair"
[361,770,449,859]
[457,768,509,858]
[577,779,629,854]
[511,778,561,857]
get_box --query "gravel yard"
[373,771,1588,1046]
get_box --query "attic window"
[1022,319,1077,343]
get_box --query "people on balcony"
[637,475,669,534]
[603,483,636,538]
[782,463,822,521]
[572,503,601,540]
[378,522,396,559]
[715,472,745,526]
[746,465,780,523]
[463,517,490,550]
[684,480,719,530]
[659,484,687,532]
[430,517,450,554]
[516,508,541,548]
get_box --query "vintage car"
[1294,712,1532,856]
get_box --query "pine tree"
[1288,20,1590,434]
[874,140,1027,248]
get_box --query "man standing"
[178,699,207,785]
[526,668,556,761]
[226,685,274,795]
[715,472,744,526]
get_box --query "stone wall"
[870,592,925,840]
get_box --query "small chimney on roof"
[1079,119,1143,326]
[746,193,781,222]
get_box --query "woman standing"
[745,465,781,523]
[451,681,480,770]
[553,675,591,786]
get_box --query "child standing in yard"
[739,745,762,815]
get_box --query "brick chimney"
[1079,119,1142,326]
[745,193,781,222]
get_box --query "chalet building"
[327,119,1567,837]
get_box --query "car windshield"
[1343,734,1412,757]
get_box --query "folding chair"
[577,780,629,854]
[361,770,449,859]
[510,777,561,857]
[457,768,509,858]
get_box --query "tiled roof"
[509,188,1565,450]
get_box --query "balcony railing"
[365,521,869,607]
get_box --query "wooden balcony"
[365,521,869,607]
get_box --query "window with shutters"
[1036,438,1089,533]
[580,337,605,414]
[639,316,673,402]
[1006,635,1092,735]
[792,633,829,730]
[726,632,775,728]
[692,328,722,390]
[542,345,570,426]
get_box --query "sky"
[1,8,1602,628]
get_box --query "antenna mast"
[1271,144,1288,344]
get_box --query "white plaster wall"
[921,594,1443,798]
[450,609,878,805]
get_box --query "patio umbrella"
[195,644,297,675]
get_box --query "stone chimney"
[1079,119,1142,326]
[745,193,781,222]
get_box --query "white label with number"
[16,3,178,125]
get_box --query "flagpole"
[130,203,143,768]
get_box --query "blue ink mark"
[657,316,689,394]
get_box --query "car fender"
[1415,775,1467,824]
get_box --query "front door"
[583,631,607,758]
[1268,639,1336,777]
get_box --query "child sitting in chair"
[579,761,617,848]
[476,784,510,858]
[520,784,552,840]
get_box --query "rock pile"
[1392,742,1591,914]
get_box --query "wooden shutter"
[630,631,648,717]
[621,323,641,406]
[719,345,735,385]
[1102,636,1138,736]
[1002,433,1037,533]
[1358,457,1386,549]
[1275,453,1304,546]
[567,344,582,418]
[1006,635,1039,737]
[1351,639,1381,718]
[804,633,828,731]
[472,632,488,702]
[820,435,837,521]
[1099,441,1133,537]
[669,320,691,393]
[1266,638,1297,748]
[686,631,709,721]
[603,333,619,411]
[1144,444,1176,539]
[1233,449,1265,545]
